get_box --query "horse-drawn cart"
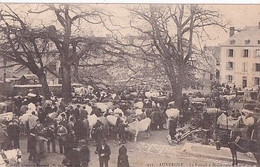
[167,125,206,145]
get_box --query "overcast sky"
[3,4,260,46]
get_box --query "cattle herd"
[0,84,259,166]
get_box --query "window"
[227,62,234,70]
[230,40,235,44]
[227,75,233,83]
[256,49,260,57]
[242,62,248,72]
[210,74,213,80]
[258,40,260,44]
[216,70,220,80]
[242,76,247,88]
[245,40,250,44]
[228,49,234,57]
[216,60,220,66]
[255,77,260,85]
[256,63,260,72]
[243,49,249,57]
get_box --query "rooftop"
[221,25,260,46]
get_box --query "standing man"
[74,105,80,120]
[57,124,68,154]
[117,114,127,144]
[6,119,20,149]
[96,140,111,167]
[168,116,178,143]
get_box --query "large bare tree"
[27,4,112,102]
[0,5,52,99]
[125,5,226,106]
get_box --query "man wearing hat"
[96,139,111,167]
[6,119,20,149]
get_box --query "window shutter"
[248,49,251,58]
[226,62,228,70]
[233,62,235,70]
[252,63,255,72]
[241,49,244,57]
[252,77,255,85]
[226,49,229,57]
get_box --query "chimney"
[230,27,235,37]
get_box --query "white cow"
[223,94,236,101]
[106,115,118,126]
[241,116,255,126]
[165,108,180,118]
[114,108,124,117]
[0,149,22,167]
[134,102,143,109]
[85,105,93,115]
[19,113,31,125]
[95,102,114,112]
[88,114,98,138]
[28,103,36,112]
[125,118,151,142]
[135,109,143,116]
[88,114,98,129]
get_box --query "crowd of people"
[0,82,254,166]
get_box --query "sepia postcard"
[0,3,259,167]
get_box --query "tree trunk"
[61,63,72,103]
[167,66,184,109]
[38,73,51,100]
[171,82,183,108]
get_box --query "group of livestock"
[1,85,259,166]
[0,89,181,166]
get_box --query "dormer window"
[230,39,235,44]
[245,40,250,44]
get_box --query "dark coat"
[117,145,129,167]
[80,109,88,120]
[169,119,178,139]
[6,122,20,139]
[27,134,37,153]
[96,143,111,161]
[80,145,90,165]
[65,144,90,167]
[74,120,85,140]
[74,108,80,120]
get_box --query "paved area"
[18,129,257,167]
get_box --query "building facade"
[219,23,260,89]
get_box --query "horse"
[215,120,260,166]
